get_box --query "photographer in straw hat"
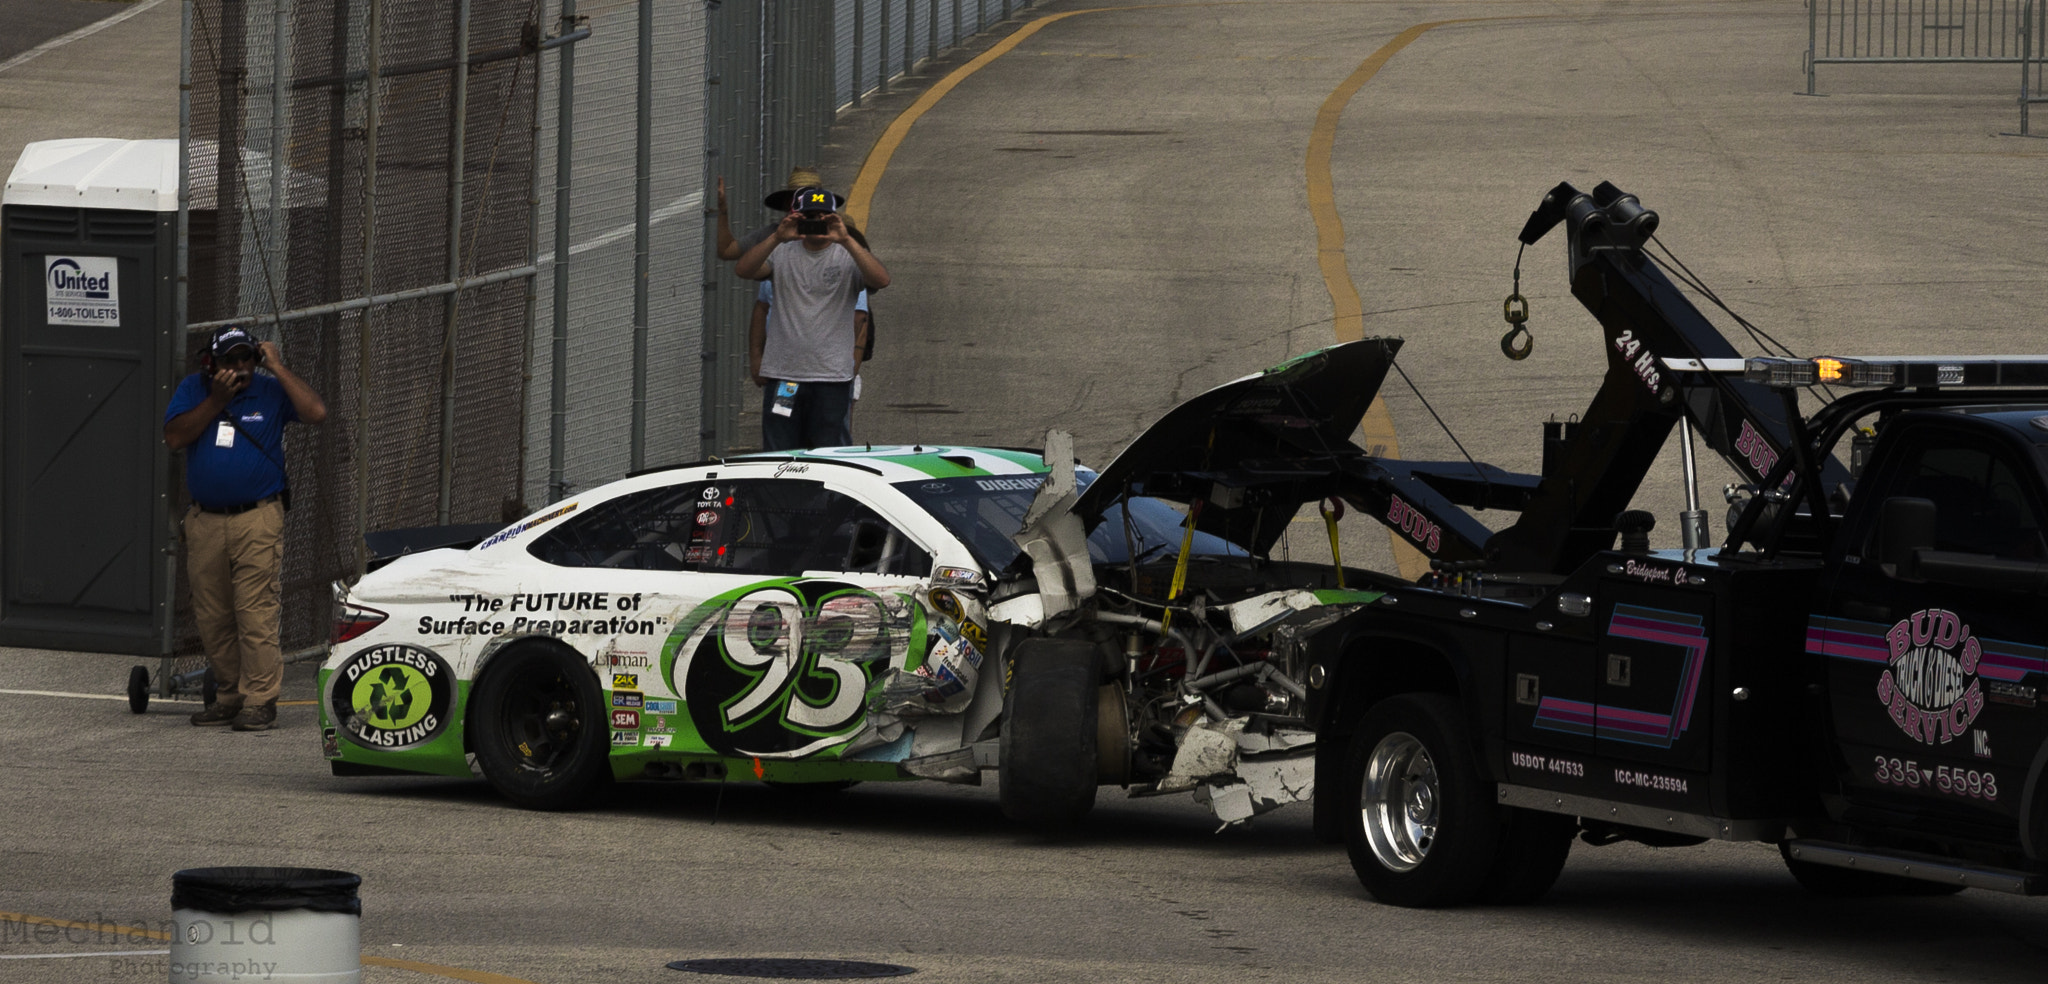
[735,186,889,451]
[715,167,842,262]
[163,325,326,731]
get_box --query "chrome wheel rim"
[1359,731,1439,872]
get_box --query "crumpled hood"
[1072,337,1401,556]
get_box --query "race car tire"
[1482,808,1575,904]
[1345,693,1500,908]
[127,665,150,714]
[468,642,611,810]
[999,637,1100,831]
[1777,843,1967,897]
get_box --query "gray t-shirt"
[735,221,778,255]
[759,240,864,382]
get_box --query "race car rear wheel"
[999,637,1100,831]
[468,642,610,810]
[1345,693,1500,907]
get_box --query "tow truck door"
[1813,419,2047,830]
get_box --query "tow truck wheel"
[999,637,1100,831]
[1777,843,1966,897]
[467,642,611,810]
[1345,694,1500,907]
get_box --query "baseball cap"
[210,325,256,359]
[789,187,842,215]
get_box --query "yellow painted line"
[0,912,538,984]
[847,6,1529,577]
[1306,16,1526,578]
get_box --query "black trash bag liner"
[172,868,361,915]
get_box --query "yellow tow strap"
[1321,497,1346,588]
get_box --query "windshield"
[895,470,1248,571]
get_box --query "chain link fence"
[176,0,1040,656]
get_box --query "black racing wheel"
[467,642,611,810]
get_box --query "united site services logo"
[330,643,455,750]
[1877,608,1986,745]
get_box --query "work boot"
[189,702,241,726]
[230,702,277,732]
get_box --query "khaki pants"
[185,500,285,707]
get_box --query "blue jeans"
[760,379,854,451]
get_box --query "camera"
[796,215,829,235]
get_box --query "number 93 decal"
[666,579,922,758]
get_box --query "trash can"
[170,867,361,984]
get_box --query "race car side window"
[527,483,704,570]
[528,478,930,575]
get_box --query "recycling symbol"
[331,644,452,750]
[368,666,415,723]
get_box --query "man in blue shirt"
[164,325,327,731]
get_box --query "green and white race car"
[319,340,1408,827]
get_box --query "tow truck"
[1296,181,2048,906]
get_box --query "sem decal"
[612,709,640,730]
[328,643,456,751]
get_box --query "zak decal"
[662,578,934,760]
[329,644,456,750]
[1877,609,1985,746]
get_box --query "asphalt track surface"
[7,1,2048,982]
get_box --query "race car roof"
[728,445,1052,484]
[1071,338,1401,556]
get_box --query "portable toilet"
[0,138,180,654]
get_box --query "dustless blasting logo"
[1877,609,1986,745]
[666,579,920,758]
[330,644,455,750]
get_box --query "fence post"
[548,0,577,504]
[631,0,652,470]
[853,0,865,107]
[354,0,382,575]
[438,0,471,524]
[879,0,891,94]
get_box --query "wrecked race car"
[318,339,1411,828]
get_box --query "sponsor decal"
[1986,680,2037,708]
[592,652,653,668]
[920,483,948,494]
[695,510,721,526]
[612,709,640,730]
[643,733,673,748]
[328,643,456,751]
[476,502,580,550]
[611,690,643,709]
[321,727,340,758]
[45,255,119,326]
[644,699,677,714]
[974,477,1043,492]
[1876,609,1985,745]
[703,486,720,500]
[1610,328,1663,394]
[1733,419,1780,479]
[611,731,639,746]
[612,673,639,689]
[1385,494,1442,554]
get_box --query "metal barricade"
[1807,0,2048,134]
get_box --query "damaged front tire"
[999,637,1100,831]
